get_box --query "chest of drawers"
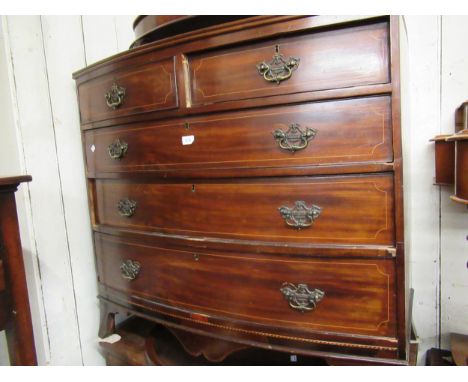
[73,15,410,365]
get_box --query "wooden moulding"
[430,134,455,185]
[132,16,252,48]
[100,316,417,366]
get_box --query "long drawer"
[94,174,395,246]
[95,232,397,337]
[188,20,389,106]
[78,57,178,125]
[85,96,393,176]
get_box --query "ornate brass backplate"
[278,201,321,229]
[105,83,126,109]
[117,198,137,217]
[280,283,325,312]
[273,123,317,152]
[256,45,300,84]
[107,138,128,160]
[120,259,141,281]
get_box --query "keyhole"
[193,254,199,261]
[184,122,190,130]
[191,184,195,192]
[275,44,280,54]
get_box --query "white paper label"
[99,333,121,344]
[182,135,195,145]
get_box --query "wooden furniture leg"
[0,177,36,365]
[98,299,117,338]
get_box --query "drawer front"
[94,174,395,246]
[78,57,178,124]
[85,96,392,175]
[95,233,396,337]
[189,21,389,106]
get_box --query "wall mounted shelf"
[432,101,468,205]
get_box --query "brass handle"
[117,198,137,217]
[273,124,317,152]
[256,45,300,84]
[280,283,324,312]
[120,259,140,281]
[107,138,128,160]
[105,83,126,109]
[279,201,321,229]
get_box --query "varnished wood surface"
[431,137,455,185]
[75,16,391,131]
[93,223,397,258]
[133,15,191,37]
[132,16,252,48]
[74,15,409,364]
[452,140,468,203]
[0,176,32,188]
[102,316,412,365]
[95,232,397,338]
[98,290,400,359]
[80,83,393,131]
[189,21,389,107]
[84,96,393,176]
[78,57,178,125]
[74,16,383,81]
[0,179,37,365]
[94,174,395,246]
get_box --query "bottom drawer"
[95,233,397,339]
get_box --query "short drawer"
[85,96,393,176]
[188,21,389,106]
[78,57,178,125]
[94,174,395,246]
[95,233,397,337]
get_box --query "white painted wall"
[0,15,134,366]
[0,15,466,365]
[404,15,468,363]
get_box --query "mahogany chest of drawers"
[73,15,410,365]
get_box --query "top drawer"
[188,21,389,106]
[77,57,178,125]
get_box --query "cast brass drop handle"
[256,45,300,84]
[278,201,321,229]
[120,259,140,281]
[273,123,317,152]
[280,282,325,312]
[117,198,137,217]
[107,138,128,160]
[105,83,126,109]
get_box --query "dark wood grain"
[452,139,468,203]
[84,96,393,176]
[80,83,393,131]
[74,15,409,365]
[0,176,32,187]
[431,135,455,185]
[93,223,396,258]
[0,177,37,365]
[189,21,389,106]
[78,57,178,125]
[73,16,384,82]
[0,260,5,292]
[95,232,397,338]
[94,174,395,246]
